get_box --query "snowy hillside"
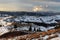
[11,15,60,24]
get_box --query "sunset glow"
[33,6,43,12]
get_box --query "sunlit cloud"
[33,6,43,12]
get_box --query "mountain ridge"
[0,11,60,16]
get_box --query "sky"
[0,0,60,12]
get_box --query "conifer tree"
[29,26,32,31]
[14,25,17,28]
[34,27,36,31]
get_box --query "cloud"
[0,0,59,12]
[32,0,60,2]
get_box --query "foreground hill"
[0,26,60,40]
